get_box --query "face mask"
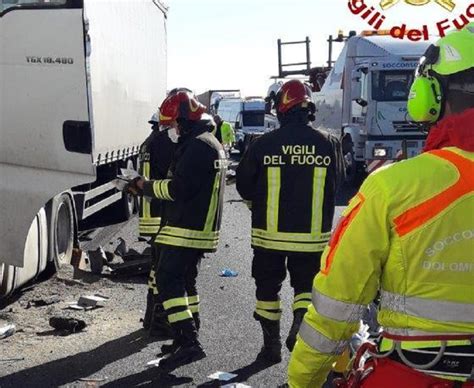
[167,127,179,143]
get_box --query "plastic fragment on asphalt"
[0,324,16,339]
[220,269,238,277]
[78,377,107,382]
[222,384,251,388]
[146,358,164,367]
[208,371,238,381]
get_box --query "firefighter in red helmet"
[236,79,344,363]
[128,90,227,371]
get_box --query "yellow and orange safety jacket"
[288,145,474,387]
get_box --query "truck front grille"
[393,121,420,132]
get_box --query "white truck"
[0,0,168,297]
[217,98,278,153]
[312,31,432,184]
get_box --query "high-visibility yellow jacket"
[288,147,474,387]
[213,121,235,146]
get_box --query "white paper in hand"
[120,168,140,180]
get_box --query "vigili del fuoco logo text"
[348,0,474,40]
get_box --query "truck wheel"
[46,194,75,272]
[344,150,366,188]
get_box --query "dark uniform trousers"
[252,249,322,322]
[156,246,202,333]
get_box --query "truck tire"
[46,194,75,272]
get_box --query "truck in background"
[312,31,432,185]
[0,0,168,297]
[217,97,278,153]
[196,89,241,115]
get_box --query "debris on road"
[88,247,108,274]
[49,316,86,334]
[27,295,60,308]
[108,258,151,276]
[0,357,25,363]
[67,294,108,311]
[220,269,238,277]
[78,377,108,383]
[208,371,238,381]
[146,358,164,368]
[114,237,128,257]
[0,323,16,339]
[222,384,252,388]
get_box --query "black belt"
[389,344,474,378]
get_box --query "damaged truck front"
[0,0,168,297]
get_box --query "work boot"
[255,319,282,364]
[142,292,155,330]
[149,304,174,340]
[158,320,206,372]
[286,309,306,352]
[192,312,201,331]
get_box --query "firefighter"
[213,114,236,156]
[288,24,474,387]
[139,112,177,337]
[236,80,344,363]
[129,90,227,371]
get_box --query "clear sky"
[166,0,471,97]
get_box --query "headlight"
[373,147,391,158]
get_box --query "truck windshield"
[1,0,67,12]
[371,70,415,102]
[242,111,265,127]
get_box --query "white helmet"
[148,112,159,125]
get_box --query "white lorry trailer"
[0,0,168,297]
[312,31,432,184]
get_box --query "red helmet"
[159,91,206,125]
[275,79,313,114]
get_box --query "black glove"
[125,177,144,196]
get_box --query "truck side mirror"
[351,68,368,107]
[235,122,241,130]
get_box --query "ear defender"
[407,73,443,123]
[407,44,445,123]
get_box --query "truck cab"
[313,32,432,183]
[218,98,277,153]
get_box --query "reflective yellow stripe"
[159,226,219,241]
[153,179,173,200]
[255,309,282,321]
[266,167,281,232]
[188,295,200,305]
[256,300,281,310]
[160,180,173,201]
[295,293,312,302]
[293,300,311,311]
[144,162,150,180]
[168,310,193,323]
[380,337,472,352]
[163,297,188,310]
[139,225,160,234]
[311,167,327,235]
[139,217,161,225]
[204,172,221,232]
[156,235,219,250]
[252,228,331,243]
[189,305,199,314]
[252,237,328,252]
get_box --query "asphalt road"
[0,181,352,388]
